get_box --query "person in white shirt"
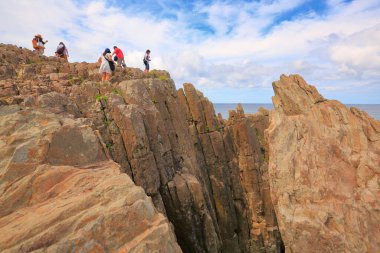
[98,48,113,81]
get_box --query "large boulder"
[266,74,380,253]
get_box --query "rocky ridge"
[0,43,379,253]
[0,44,282,253]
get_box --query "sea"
[214,103,380,121]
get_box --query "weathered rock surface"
[2,43,378,253]
[0,106,181,253]
[177,85,283,252]
[267,74,380,253]
[0,45,282,252]
[0,43,283,252]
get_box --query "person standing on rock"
[55,42,69,60]
[143,49,151,73]
[98,48,114,82]
[32,34,48,55]
[112,46,126,68]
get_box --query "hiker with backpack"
[112,46,126,68]
[98,48,114,81]
[32,34,48,55]
[143,49,151,73]
[55,42,69,60]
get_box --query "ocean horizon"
[214,103,380,121]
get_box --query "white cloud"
[329,25,380,70]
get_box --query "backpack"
[105,56,115,71]
[56,44,65,55]
[109,60,115,71]
[32,38,38,49]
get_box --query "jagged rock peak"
[272,74,326,115]
[228,104,246,121]
[267,75,380,252]
[236,103,245,115]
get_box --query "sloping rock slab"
[0,107,181,253]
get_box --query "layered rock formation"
[0,44,282,252]
[0,106,181,253]
[1,43,379,253]
[267,74,380,253]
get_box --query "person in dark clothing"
[55,42,69,60]
[143,49,151,73]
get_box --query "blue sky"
[0,0,379,104]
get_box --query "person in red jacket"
[112,46,126,68]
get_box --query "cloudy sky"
[0,0,379,103]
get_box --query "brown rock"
[0,81,19,97]
[36,91,81,117]
[179,88,284,252]
[267,74,380,253]
[272,74,325,115]
[0,44,331,253]
[224,105,283,252]
[0,106,181,253]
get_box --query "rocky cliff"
[267,75,380,253]
[0,44,283,253]
[0,44,379,253]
